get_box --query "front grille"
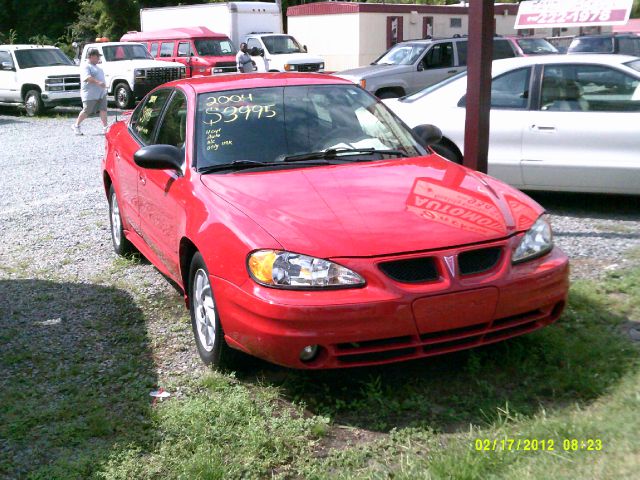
[296,63,321,72]
[141,67,183,86]
[458,247,502,276]
[45,75,80,91]
[213,62,237,73]
[378,257,439,283]
[331,302,563,366]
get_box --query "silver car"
[337,37,518,99]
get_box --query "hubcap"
[25,95,37,116]
[117,88,127,106]
[110,192,121,247]
[193,268,216,352]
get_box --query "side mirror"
[1,61,15,71]
[412,124,442,146]
[134,144,183,171]
[417,62,424,72]
[303,45,308,53]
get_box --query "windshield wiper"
[283,148,408,162]
[197,159,332,174]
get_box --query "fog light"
[299,344,319,362]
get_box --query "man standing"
[73,48,108,135]
[236,43,254,73]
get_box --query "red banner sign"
[515,0,633,29]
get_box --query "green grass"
[1,268,639,479]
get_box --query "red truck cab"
[121,27,238,76]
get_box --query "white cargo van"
[140,2,325,73]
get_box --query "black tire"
[431,141,463,164]
[24,89,44,117]
[108,185,135,256]
[114,82,134,109]
[189,252,237,369]
[377,90,402,99]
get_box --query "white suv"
[81,42,185,109]
[0,44,81,116]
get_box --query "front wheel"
[108,185,135,256]
[24,90,44,117]
[189,252,236,369]
[114,83,134,109]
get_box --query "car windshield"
[194,38,237,56]
[102,44,152,61]
[568,37,614,53]
[374,43,428,65]
[196,84,424,169]
[14,48,74,68]
[626,59,640,73]
[516,38,558,55]
[261,35,304,54]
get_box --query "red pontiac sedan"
[103,73,569,370]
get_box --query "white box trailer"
[140,2,324,73]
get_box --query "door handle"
[447,69,458,74]
[530,125,556,132]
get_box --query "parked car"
[103,73,569,369]
[80,42,185,109]
[336,36,520,99]
[502,36,559,56]
[121,27,238,77]
[567,33,640,56]
[0,44,80,116]
[384,54,640,195]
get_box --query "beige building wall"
[288,13,360,72]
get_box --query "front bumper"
[41,90,81,107]
[213,237,570,369]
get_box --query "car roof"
[1,44,58,50]
[121,27,228,42]
[165,73,353,94]
[87,42,144,47]
[491,53,639,71]
[573,33,639,38]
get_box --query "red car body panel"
[103,73,569,369]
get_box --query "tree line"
[1,0,639,48]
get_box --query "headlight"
[319,62,325,70]
[512,215,553,264]
[134,69,145,78]
[284,64,296,71]
[248,250,365,289]
[212,67,224,74]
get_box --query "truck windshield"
[102,44,152,61]
[194,39,237,56]
[195,85,423,169]
[374,43,428,66]
[261,35,305,54]
[14,49,74,69]
[516,38,558,55]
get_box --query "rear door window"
[618,37,640,56]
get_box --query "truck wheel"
[24,90,44,117]
[115,83,134,109]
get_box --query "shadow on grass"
[0,279,157,478]
[239,284,639,434]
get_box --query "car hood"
[272,52,324,63]
[336,63,407,81]
[27,65,79,76]
[199,156,543,258]
[104,59,182,69]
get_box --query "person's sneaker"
[71,124,83,136]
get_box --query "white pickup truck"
[0,44,81,116]
[80,42,185,109]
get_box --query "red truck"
[121,27,238,77]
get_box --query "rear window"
[516,38,558,55]
[568,37,614,53]
[626,59,640,73]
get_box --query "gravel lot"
[1,107,640,373]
